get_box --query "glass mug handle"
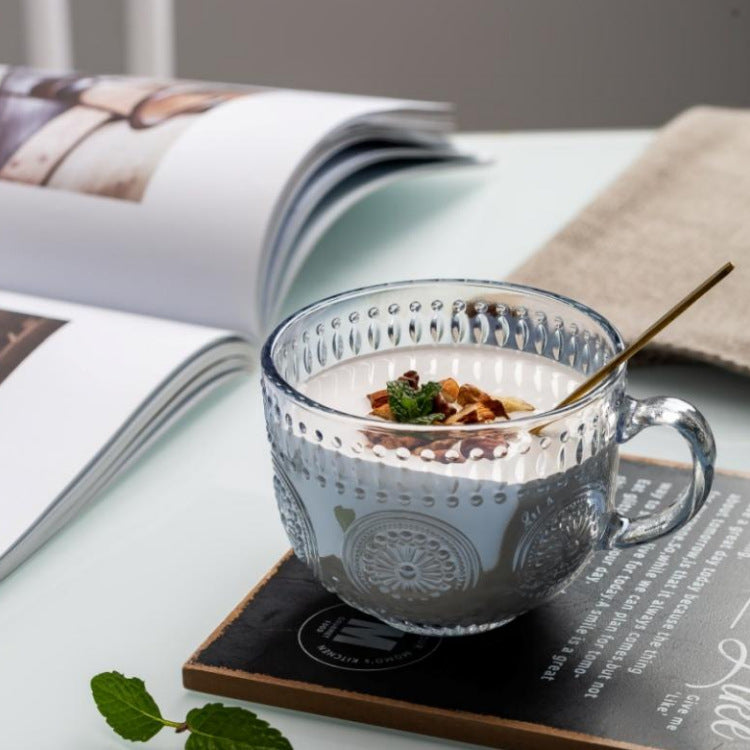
[605,395,716,548]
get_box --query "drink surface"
[299,345,584,418]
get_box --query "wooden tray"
[184,457,750,750]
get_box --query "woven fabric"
[509,107,750,374]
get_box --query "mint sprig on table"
[386,378,445,424]
[91,672,292,749]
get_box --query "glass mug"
[261,281,715,636]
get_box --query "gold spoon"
[551,260,735,413]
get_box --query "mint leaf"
[386,378,444,425]
[91,671,294,749]
[91,672,166,741]
[386,379,414,422]
[418,380,442,400]
[414,381,442,416]
[186,703,292,750]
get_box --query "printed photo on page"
[0,66,270,201]
[0,307,66,386]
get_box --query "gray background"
[1,0,749,129]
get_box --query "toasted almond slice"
[369,404,394,421]
[456,383,509,419]
[445,403,482,424]
[475,404,497,423]
[457,383,485,406]
[367,388,389,408]
[483,397,509,419]
[498,395,536,413]
[433,392,456,418]
[439,377,460,402]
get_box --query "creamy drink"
[272,344,619,633]
[263,281,713,635]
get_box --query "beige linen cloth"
[508,106,750,375]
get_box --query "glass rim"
[261,279,626,432]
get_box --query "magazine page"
[270,157,462,319]
[0,66,460,341]
[261,143,460,326]
[0,290,249,579]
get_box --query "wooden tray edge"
[183,454,740,750]
[182,661,657,750]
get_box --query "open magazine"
[0,65,471,580]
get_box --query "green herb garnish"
[91,671,292,748]
[386,379,445,425]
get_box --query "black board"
[184,457,750,750]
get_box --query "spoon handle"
[556,261,734,410]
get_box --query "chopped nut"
[446,403,499,425]
[367,389,389,408]
[398,370,420,389]
[439,378,460,402]
[498,395,536,413]
[433,392,456,418]
[445,403,480,424]
[475,404,497,422]
[445,404,476,424]
[369,403,394,420]
[483,397,509,419]
[456,383,509,419]
[364,369,531,428]
[457,383,485,406]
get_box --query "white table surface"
[3,130,750,750]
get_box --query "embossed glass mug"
[261,281,715,635]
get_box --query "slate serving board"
[184,457,750,750]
